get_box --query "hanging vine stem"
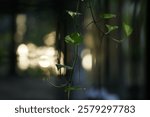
[88,0,104,33]
[85,0,123,88]
[67,0,121,99]
[67,46,78,99]
[70,46,78,86]
[46,0,132,100]
[67,0,80,100]
[88,0,124,44]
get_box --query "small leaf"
[65,35,75,44]
[64,86,82,92]
[66,10,81,18]
[56,64,72,70]
[123,23,133,37]
[65,32,82,45]
[105,24,118,34]
[101,13,116,19]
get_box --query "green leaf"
[64,86,82,92]
[66,10,81,18]
[56,64,72,70]
[101,13,116,19]
[65,32,82,45]
[105,24,118,34]
[123,23,133,37]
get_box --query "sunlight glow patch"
[16,14,26,42]
[82,53,93,71]
[84,33,94,48]
[18,56,29,70]
[45,47,56,56]
[38,55,52,68]
[16,43,66,75]
[44,31,56,46]
[17,44,28,56]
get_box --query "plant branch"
[109,36,124,43]
[88,0,106,48]
[88,1,122,44]
[83,19,102,30]
[70,45,78,85]
[67,45,78,99]
[88,0,104,33]
[67,0,80,100]
[47,80,68,88]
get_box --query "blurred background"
[0,0,147,99]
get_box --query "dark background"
[0,0,148,99]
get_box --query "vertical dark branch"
[137,0,147,99]
[55,0,66,76]
[145,0,149,99]
[128,0,141,99]
[117,0,124,98]
[9,0,18,76]
[103,0,110,88]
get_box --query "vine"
[47,0,132,100]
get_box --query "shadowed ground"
[0,78,65,100]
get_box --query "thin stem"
[109,36,124,43]
[76,0,80,12]
[74,0,80,31]
[78,47,81,82]
[88,0,104,33]
[67,0,80,100]
[67,45,78,99]
[70,45,78,85]
[83,19,103,30]
[67,89,70,100]
[88,1,122,45]
[88,0,106,49]
[47,80,68,88]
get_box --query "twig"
[88,0,122,44]
[47,80,68,88]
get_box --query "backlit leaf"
[101,13,116,19]
[105,24,118,34]
[66,10,81,18]
[123,22,133,37]
[64,86,82,92]
[65,32,82,45]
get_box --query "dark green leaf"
[66,10,81,18]
[105,24,118,34]
[101,13,116,19]
[65,32,83,45]
[56,64,72,70]
[123,23,133,37]
[64,86,82,92]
